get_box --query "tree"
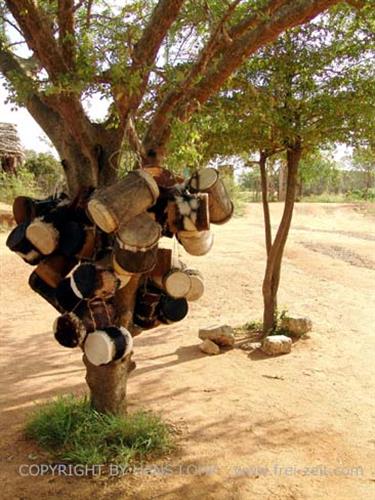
[24,150,64,194]
[351,145,375,198]
[298,149,340,197]
[0,0,346,414]
[187,1,374,333]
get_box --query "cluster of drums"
[6,166,233,366]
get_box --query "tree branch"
[5,0,69,80]
[114,0,185,126]
[143,0,340,153]
[58,0,76,70]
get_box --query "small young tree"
[190,1,374,333]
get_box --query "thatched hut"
[0,122,24,173]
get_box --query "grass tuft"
[25,395,173,466]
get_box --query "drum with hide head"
[114,213,161,274]
[189,168,234,224]
[87,170,159,233]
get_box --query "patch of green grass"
[238,309,290,337]
[25,395,173,466]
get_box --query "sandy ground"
[0,202,374,500]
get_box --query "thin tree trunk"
[259,151,272,256]
[278,162,287,201]
[262,141,302,335]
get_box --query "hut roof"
[0,122,24,158]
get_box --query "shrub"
[0,166,41,204]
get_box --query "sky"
[0,79,54,154]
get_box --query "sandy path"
[0,203,374,499]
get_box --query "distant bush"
[0,166,41,204]
[23,150,65,194]
[0,151,64,204]
[345,188,375,202]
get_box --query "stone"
[240,341,262,351]
[280,316,312,337]
[199,339,220,355]
[261,335,292,355]
[199,324,235,347]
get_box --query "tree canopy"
[189,2,374,165]
[0,0,357,196]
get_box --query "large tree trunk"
[262,141,302,335]
[61,137,139,415]
[84,277,140,414]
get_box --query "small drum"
[185,269,204,301]
[133,287,162,329]
[153,268,192,299]
[6,223,42,265]
[84,326,133,366]
[114,213,161,274]
[177,229,213,256]
[35,254,77,288]
[189,168,234,224]
[53,312,87,348]
[157,295,189,324]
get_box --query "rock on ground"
[199,339,220,355]
[261,335,292,355]
[281,316,312,337]
[198,324,235,347]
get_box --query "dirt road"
[0,203,374,499]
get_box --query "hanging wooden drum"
[157,295,188,324]
[114,213,161,274]
[53,312,87,348]
[185,269,204,301]
[87,170,159,233]
[177,229,213,256]
[29,271,64,312]
[6,223,42,265]
[133,287,161,329]
[84,326,133,366]
[35,254,77,288]
[12,194,68,224]
[189,168,234,224]
[76,299,117,333]
[152,268,192,299]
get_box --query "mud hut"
[0,122,24,173]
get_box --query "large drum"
[12,194,68,224]
[87,170,159,233]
